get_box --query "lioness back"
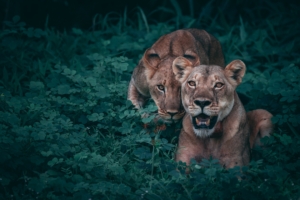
[128,29,224,123]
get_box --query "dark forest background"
[1,0,298,30]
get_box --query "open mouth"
[192,113,218,129]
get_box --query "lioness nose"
[194,100,211,109]
[167,112,178,118]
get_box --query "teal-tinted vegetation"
[0,1,300,199]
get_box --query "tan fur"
[128,29,224,123]
[173,57,273,168]
[247,109,273,148]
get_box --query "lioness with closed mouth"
[172,57,273,168]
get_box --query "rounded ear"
[142,48,160,69]
[224,60,246,85]
[183,49,200,65]
[172,56,193,83]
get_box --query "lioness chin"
[173,57,273,169]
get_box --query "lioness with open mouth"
[172,57,273,168]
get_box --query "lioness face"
[143,30,201,123]
[173,57,246,137]
[146,56,186,123]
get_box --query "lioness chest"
[176,114,250,168]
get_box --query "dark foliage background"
[0,0,300,199]
[2,0,299,30]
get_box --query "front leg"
[175,145,194,174]
[175,129,201,170]
[175,145,195,166]
[127,79,149,109]
[219,135,251,169]
[221,155,249,169]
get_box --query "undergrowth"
[0,1,300,199]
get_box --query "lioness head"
[172,57,246,137]
[141,29,224,123]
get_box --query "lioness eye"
[183,54,195,60]
[157,85,165,91]
[188,81,196,87]
[215,82,224,88]
[149,53,159,59]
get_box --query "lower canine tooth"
[206,118,210,126]
[196,117,200,126]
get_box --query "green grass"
[0,2,300,199]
